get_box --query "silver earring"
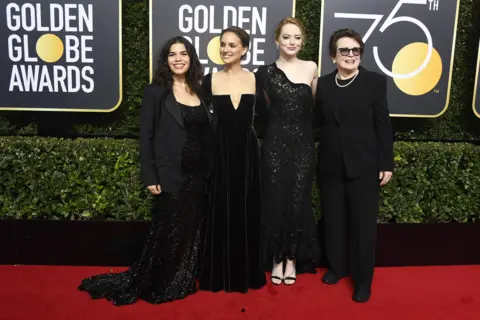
[276,44,279,49]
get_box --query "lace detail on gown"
[78,104,210,305]
[258,63,321,272]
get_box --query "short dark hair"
[221,26,250,49]
[329,28,364,58]
[152,36,203,93]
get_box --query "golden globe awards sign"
[0,1,122,112]
[150,0,295,78]
[474,39,480,118]
[318,0,460,117]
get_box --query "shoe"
[322,269,342,284]
[283,259,296,286]
[270,259,284,285]
[284,274,296,285]
[352,285,371,303]
[270,274,283,285]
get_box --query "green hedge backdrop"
[0,0,479,138]
[1,137,479,222]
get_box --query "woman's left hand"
[379,171,392,186]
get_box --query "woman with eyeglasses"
[314,28,394,303]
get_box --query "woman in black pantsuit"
[314,29,394,303]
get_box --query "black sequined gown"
[78,104,210,306]
[257,63,320,273]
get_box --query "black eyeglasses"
[337,47,362,56]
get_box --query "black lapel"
[164,91,184,128]
[330,71,341,126]
[201,98,216,134]
[201,98,213,124]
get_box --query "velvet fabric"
[198,74,266,293]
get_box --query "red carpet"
[1,265,479,320]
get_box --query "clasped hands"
[147,185,162,195]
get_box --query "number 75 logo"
[318,0,460,111]
[337,0,434,81]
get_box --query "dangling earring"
[276,44,279,50]
[332,59,336,64]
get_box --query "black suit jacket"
[139,83,215,192]
[314,67,394,178]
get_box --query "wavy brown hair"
[152,36,203,93]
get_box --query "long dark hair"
[152,36,203,93]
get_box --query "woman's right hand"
[147,185,162,195]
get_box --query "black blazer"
[314,67,394,178]
[139,83,215,192]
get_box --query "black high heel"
[270,258,284,285]
[283,258,296,286]
[270,274,283,285]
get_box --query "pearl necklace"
[335,70,359,88]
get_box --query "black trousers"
[318,158,380,288]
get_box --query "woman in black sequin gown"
[256,18,320,285]
[198,27,267,293]
[78,37,214,306]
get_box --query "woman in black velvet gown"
[198,26,267,293]
[256,18,320,286]
[78,36,214,306]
